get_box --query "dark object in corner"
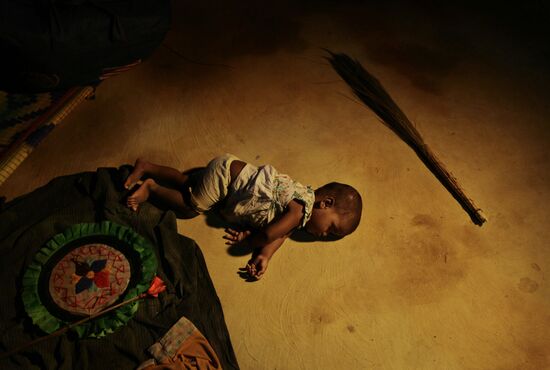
[0,0,171,92]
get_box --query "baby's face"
[305,208,345,240]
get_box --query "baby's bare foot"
[126,178,155,211]
[124,158,149,189]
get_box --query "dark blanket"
[0,167,239,370]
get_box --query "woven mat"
[0,86,93,186]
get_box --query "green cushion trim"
[21,221,157,338]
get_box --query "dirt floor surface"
[1,1,549,369]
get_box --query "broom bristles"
[326,50,486,226]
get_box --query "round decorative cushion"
[21,221,157,338]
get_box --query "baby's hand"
[223,228,251,246]
[246,253,269,280]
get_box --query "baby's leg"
[126,178,198,218]
[125,158,195,189]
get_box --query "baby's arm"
[246,234,288,279]
[246,199,304,249]
[242,200,303,280]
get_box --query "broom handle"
[414,144,486,225]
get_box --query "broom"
[326,50,486,226]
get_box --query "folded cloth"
[138,316,222,370]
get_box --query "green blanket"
[0,167,239,369]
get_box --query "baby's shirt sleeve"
[273,175,315,229]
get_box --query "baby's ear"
[324,197,335,208]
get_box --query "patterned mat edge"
[0,86,94,186]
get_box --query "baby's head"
[305,182,362,240]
